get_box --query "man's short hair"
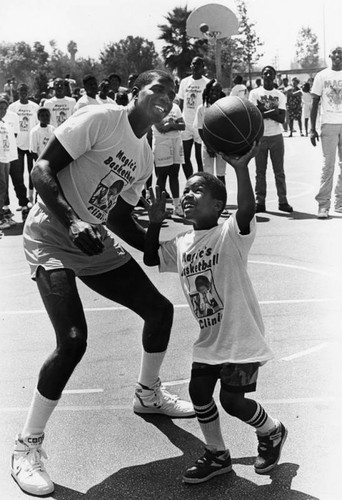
[133,70,174,90]
[261,66,277,77]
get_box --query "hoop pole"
[215,38,222,82]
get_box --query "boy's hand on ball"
[219,142,260,168]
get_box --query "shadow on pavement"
[52,416,319,500]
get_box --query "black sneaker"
[254,421,288,474]
[183,448,232,484]
[255,203,266,213]
[278,203,293,213]
[22,203,32,222]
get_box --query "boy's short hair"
[261,66,276,77]
[37,107,51,118]
[188,172,227,214]
[83,74,97,86]
[133,70,174,90]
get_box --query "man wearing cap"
[310,45,342,218]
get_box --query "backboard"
[186,3,239,40]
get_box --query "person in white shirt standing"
[8,83,39,211]
[249,66,293,214]
[44,78,76,128]
[310,44,342,218]
[177,57,209,178]
[73,75,99,112]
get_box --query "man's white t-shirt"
[158,213,273,365]
[44,96,76,128]
[8,100,39,150]
[249,86,286,136]
[3,110,19,161]
[177,75,210,126]
[29,124,55,156]
[311,68,342,124]
[54,105,153,225]
[73,94,99,113]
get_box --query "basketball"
[202,96,264,156]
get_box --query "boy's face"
[38,110,50,126]
[208,83,222,104]
[54,80,65,98]
[181,176,222,227]
[134,75,175,125]
[85,78,98,98]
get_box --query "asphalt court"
[1,135,342,499]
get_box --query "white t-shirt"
[8,100,39,150]
[96,95,116,105]
[158,213,273,365]
[177,75,210,126]
[311,68,342,124]
[152,102,183,139]
[44,96,76,128]
[3,110,19,162]
[29,124,55,156]
[54,105,153,225]
[0,120,12,162]
[230,84,247,98]
[73,94,99,113]
[249,86,286,136]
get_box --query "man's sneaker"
[22,203,32,222]
[11,433,54,496]
[0,217,10,229]
[183,448,232,484]
[278,203,293,213]
[254,421,288,474]
[255,203,266,213]
[317,207,329,219]
[133,378,195,417]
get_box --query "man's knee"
[58,327,87,364]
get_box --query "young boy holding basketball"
[143,144,287,484]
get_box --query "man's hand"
[309,129,319,147]
[142,186,169,224]
[219,141,260,169]
[68,220,104,256]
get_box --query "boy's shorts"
[23,201,131,279]
[153,136,184,167]
[191,361,259,393]
[181,123,201,143]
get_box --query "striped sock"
[194,399,226,452]
[245,402,277,435]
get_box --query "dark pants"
[8,148,35,207]
[255,134,288,205]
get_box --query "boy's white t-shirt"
[311,68,342,123]
[3,110,19,162]
[29,124,55,156]
[8,100,39,150]
[0,120,11,162]
[44,96,76,128]
[177,75,210,126]
[158,213,273,365]
[152,102,183,139]
[249,86,286,136]
[54,104,153,225]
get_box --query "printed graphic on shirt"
[20,115,30,131]
[257,95,279,111]
[0,126,10,154]
[325,81,342,108]
[87,149,137,222]
[188,271,223,319]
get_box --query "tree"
[295,27,320,69]
[67,40,78,63]
[158,6,206,79]
[233,0,264,86]
[100,36,159,85]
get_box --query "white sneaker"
[133,378,195,417]
[11,433,54,496]
[317,208,329,219]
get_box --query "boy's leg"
[219,363,287,475]
[80,258,194,417]
[182,363,232,484]
[182,139,194,179]
[194,141,203,172]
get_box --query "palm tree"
[158,6,206,79]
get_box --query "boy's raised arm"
[142,187,168,266]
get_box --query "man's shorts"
[153,136,184,167]
[23,202,131,279]
[191,361,259,393]
[181,123,202,143]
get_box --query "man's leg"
[315,124,338,211]
[194,141,203,172]
[80,259,194,417]
[334,125,342,210]
[269,134,289,206]
[9,157,30,208]
[254,137,268,209]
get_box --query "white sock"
[22,388,59,437]
[246,402,277,435]
[195,399,226,452]
[138,350,167,388]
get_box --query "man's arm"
[141,187,169,266]
[262,107,285,124]
[106,196,147,252]
[309,94,321,146]
[32,136,104,256]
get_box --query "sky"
[1,0,340,70]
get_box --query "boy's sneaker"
[0,217,10,229]
[254,421,288,474]
[133,378,195,417]
[11,433,54,496]
[317,207,329,219]
[183,448,232,484]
